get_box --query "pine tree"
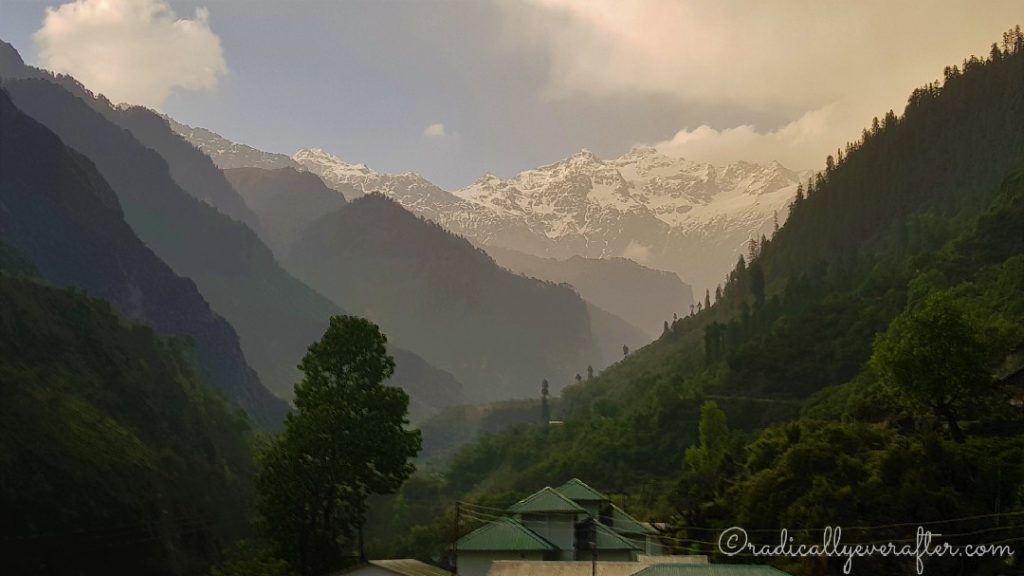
[749,261,765,307]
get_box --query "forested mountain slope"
[0,88,286,425]
[0,247,256,575]
[3,75,334,407]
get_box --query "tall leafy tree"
[870,293,996,442]
[674,401,735,530]
[257,316,421,574]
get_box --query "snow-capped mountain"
[293,146,806,293]
[170,118,806,293]
[292,147,544,248]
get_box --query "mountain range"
[173,123,806,295]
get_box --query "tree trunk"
[941,408,965,443]
[359,519,366,563]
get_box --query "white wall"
[518,513,577,550]
[458,551,547,576]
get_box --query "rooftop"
[366,560,451,576]
[458,517,558,552]
[593,521,643,551]
[508,486,589,515]
[633,564,790,576]
[556,478,610,502]
[608,504,650,535]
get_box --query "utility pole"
[591,516,597,576]
[453,501,460,575]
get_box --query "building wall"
[618,532,663,556]
[458,550,547,576]
[518,513,577,550]
[345,567,399,576]
[595,550,635,563]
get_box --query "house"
[342,559,452,576]
[487,559,791,576]
[456,479,665,576]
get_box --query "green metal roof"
[367,560,451,576]
[508,486,589,515]
[608,503,650,535]
[593,521,642,551]
[457,517,557,552]
[556,478,609,502]
[633,564,791,576]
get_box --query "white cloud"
[621,240,652,264]
[652,103,867,169]
[423,122,447,139]
[510,0,1022,169]
[33,0,227,109]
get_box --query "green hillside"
[0,251,255,575]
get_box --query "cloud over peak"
[34,0,227,109]
[512,0,1021,169]
[423,123,447,139]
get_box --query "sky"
[0,0,1021,189]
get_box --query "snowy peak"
[441,148,808,291]
[292,147,376,186]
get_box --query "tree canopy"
[258,316,421,575]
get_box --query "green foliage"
[211,540,295,576]
[870,292,999,442]
[257,316,421,575]
[716,421,1024,575]
[0,275,255,575]
[675,401,742,527]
